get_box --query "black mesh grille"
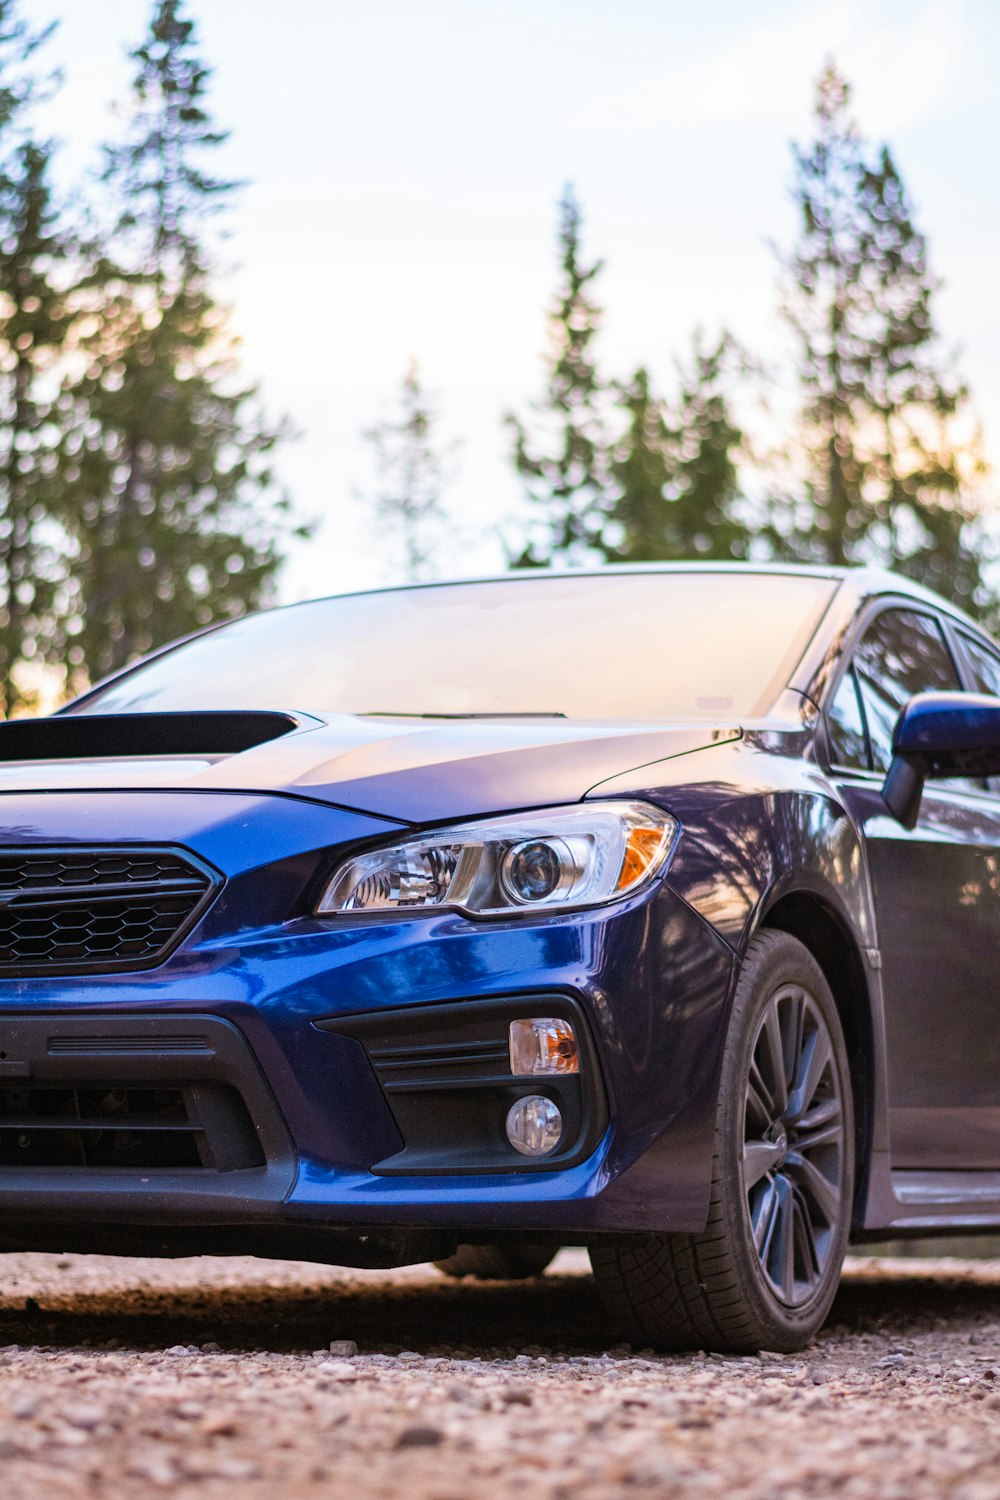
[0,1080,264,1170]
[0,846,218,974]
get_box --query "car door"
[825,603,1000,1171]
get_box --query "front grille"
[0,1079,264,1170]
[0,846,219,975]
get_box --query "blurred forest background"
[0,0,994,715]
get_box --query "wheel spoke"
[775,1178,796,1302]
[759,1003,788,1117]
[752,1178,780,1255]
[792,1188,822,1284]
[744,1139,782,1189]
[746,1057,774,1130]
[788,1027,832,1122]
[795,1098,843,1155]
[786,1150,840,1227]
[780,987,805,1103]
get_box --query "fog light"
[509,1017,579,1076]
[505,1095,563,1157]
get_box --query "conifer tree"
[775,65,987,609]
[0,7,74,714]
[57,0,292,682]
[360,361,456,583]
[506,186,611,566]
[607,337,748,562]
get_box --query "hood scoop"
[0,711,303,763]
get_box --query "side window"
[827,666,870,769]
[853,609,961,774]
[960,633,1000,698]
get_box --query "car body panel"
[3,563,1000,1257]
[0,715,741,823]
[0,786,734,1237]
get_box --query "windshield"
[75,572,836,722]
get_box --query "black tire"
[590,929,855,1353]
[433,1242,557,1280]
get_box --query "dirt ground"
[3,1249,1000,1499]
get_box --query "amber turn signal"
[509,1017,580,1076]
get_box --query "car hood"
[0,710,742,825]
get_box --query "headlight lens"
[317,800,678,917]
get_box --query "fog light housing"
[509,1017,579,1076]
[505,1095,563,1157]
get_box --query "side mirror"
[883,691,1000,829]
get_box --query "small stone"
[164,1344,190,1357]
[315,1360,359,1380]
[198,1412,241,1437]
[129,1458,179,1488]
[499,1385,533,1406]
[394,1424,444,1449]
[62,1404,104,1431]
[396,1350,422,1363]
[329,1339,358,1358]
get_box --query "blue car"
[4,563,1000,1352]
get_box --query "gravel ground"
[3,1250,1000,1498]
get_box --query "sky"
[20,0,1000,604]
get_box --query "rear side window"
[960,633,1000,698]
[846,609,961,773]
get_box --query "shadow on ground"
[0,1264,611,1354]
[3,1257,1000,1355]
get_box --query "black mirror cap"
[883,691,1000,828]
[894,691,1000,777]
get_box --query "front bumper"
[0,790,735,1257]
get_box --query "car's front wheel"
[590,929,854,1352]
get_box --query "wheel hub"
[770,1129,789,1165]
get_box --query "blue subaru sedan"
[3,563,1000,1352]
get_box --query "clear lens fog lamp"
[505,1095,563,1157]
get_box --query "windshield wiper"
[360,711,567,719]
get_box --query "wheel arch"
[758,889,876,1225]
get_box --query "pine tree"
[775,65,988,609]
[607,336,748,563]
[56,0,293,683]
[0,7,75,716]
[360,361,457,583]
[0,139,74,715]
[505,185,611,567]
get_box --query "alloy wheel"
[742,983,846,1308]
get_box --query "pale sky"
[21,0,1000,602]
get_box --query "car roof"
[272,561,977,629]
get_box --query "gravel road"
[3,1249,1000,1498]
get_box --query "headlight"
[317,801,678,918]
